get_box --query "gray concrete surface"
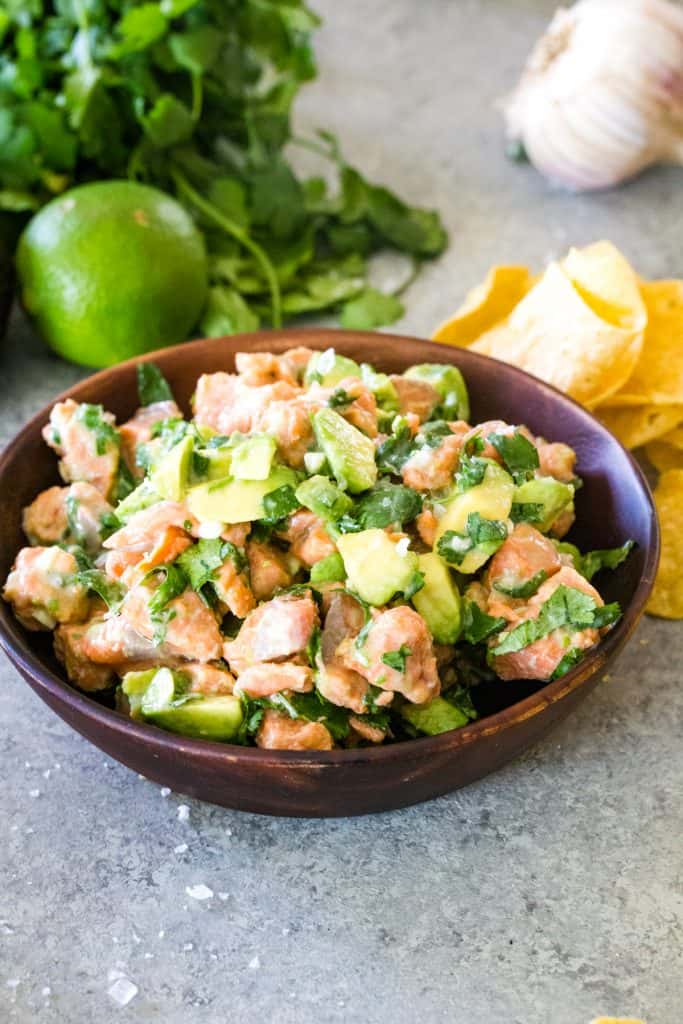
[1,2,682,1022]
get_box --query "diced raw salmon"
[316,663,368,713]
[246,540,293,601]
[335,377,379,437]
[549,505,576,539]
[183,662,235,696]
[537,440,577,483]
[103,502,194,553]
[3,547,89,631]
[348,716,386,743]
[257,399,315,468]
[193,374,298,435]
[218,523,251,548]
[278,510,336,568]
[120,583,223,662]
[223,594,319,674]
[256,709,333,750]
[490,566,604,681]
[343,605,440,704]
[486,524,562,592]
[416,507,438,547]
[389,376,439,422]
[131,525,193,582]
[321,591,365,662]
[402,433,462,491]
[22,482,113,553]
[214,556,256,619]
[79,615,175,665]
[235,662,314,697]
[54,620,116,691]
[119,400,181,478]
[235,349,313,387]
[42,399,120,499]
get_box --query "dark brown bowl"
[0,329,659,817]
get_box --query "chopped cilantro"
[493,569,548,599]
[487,430,539,483]
[260,484,300,526]
[510,501,544,524]
[147,564,189,644]
[76,404,119,456]
[491,585,621,657]
[437,513,508,566]
[177,538,245,592]
[328,388,353,409]
[550,648,585,680]
[76,570,125,612]
[337,482,422,533]
[578,540,635,581]
[461,600,506,645]
[381,644,412,673]
[137,363,174,406]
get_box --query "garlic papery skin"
[504,0,683,191]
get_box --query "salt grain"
[183,942,194,952]
[107,975,138,1007]
[160,787,171,798]
[177,805,190,822]
[6,979,20,989]
[158,930,165,940]
[248,955,260,970]
[174,843,188,854]
[217,892,229,901]
[186,884,213,901]
[41,987,51,997]
[29,789,40,798]
[42,769,51,780]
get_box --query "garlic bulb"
[504,0,683,190]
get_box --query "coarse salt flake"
[174,843,188,854]
[186,884,213,901]
[160,787,171,798]
[248,955,260,970]
[107,976,138,1007]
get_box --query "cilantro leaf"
[147,564,189,644]
[487,430,539,483]
[176,538,244,591]
[493,569,548,599]
[578,540,635,581]
[461,600,506,645]
[261,484,300,526]
[437,513,508,567]
[491,585,622,657]
[76,570,125,612]
[338,483,422,533]
[510,501,544,524]
[550,648,584,680]
[137,363,174,406]
[381,644,412,673]
[340,288,404,331]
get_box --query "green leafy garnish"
[455,452,488,492]
[461,600,506,645]
[487,430,539,483]
[260,484,300,526]
[491,585,621,657]
[550,648,584,680]
[510,501,544,524]
[338,483,422,533]
[437,513,508,566]
[493,569,548,599]
[76,570,125,612]
[578,540,635,581]
[76,404,119,456]
[177,538,244,592]
[381,644,412,673]
[137,363,174,406]
[328,388,353,409]
[147,564,189,644]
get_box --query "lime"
[16,181,208,368]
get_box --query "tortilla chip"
[601,281,683,406]
[470,253,645,409]
[562,242,646,332]
[647,469,683,619]
[645,441,683,473]
[598,405,683,450]
[432,265,533,346]
[659,425,683,449]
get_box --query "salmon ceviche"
[2,347,634,750]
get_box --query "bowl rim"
[0,327,660,768]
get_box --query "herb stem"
[170,167,282,328]
[190,74,203,122]
[290,133,340,164]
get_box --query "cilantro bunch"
[0,0,447,332]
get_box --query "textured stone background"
[1,2,682,1022]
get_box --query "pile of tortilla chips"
[432,241,683,619]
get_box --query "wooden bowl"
[0,330,659,817]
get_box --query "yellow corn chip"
[432,265,533,346]
[655,425,683,449]
[647,469,683,619]
[601,281,683,407]
[470,252,645,409]
[598,405,683,450]
[645,441,683,473]
[563,242,646,332]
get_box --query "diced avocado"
[310,551,346,584]
[231,434,277,481]
[137,667,243,741]
[400,696,470,735]
[435,462,514,573]
[149,434,194,501]
[337,529,418,605]
[360,363,399,411]
[303,451,328,475]
[405,363,470,420]
[187,467,298,523]
[121,668,159,718]
[295,475,353,521]
[313,408,377,494]
[411,552,462,643]
[553,540,581,565]
[513,477,574,533]
[304,348,361,387]
[115,479,161,521]
[200,445,233,481]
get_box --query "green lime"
[16,180,208,368]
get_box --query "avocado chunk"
[231,434,277,481]
[137,667,243,741]
[121,668,159,717]
[400,696,470,735]
[304,348,361,387]
[404,363,470,420]
[149,434,194,501]
[313,408,377,494]
[115,479,161,521]
[187,467,298,523]
[310,551,346,584]
[295,475,353,521]
[360,363,399,412]
[199,445,233,481]
[337,529,419,605]
[512,477,574,533]
[435,462,514,573]
[411,552,462,644]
